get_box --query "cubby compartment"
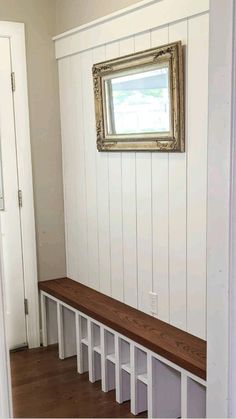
[131,346,148,415]
[136,380,148,414]
[45,297,58,345]
[120,339,131,401]
[115,338,131,403]
[92,323,101,353]
[102,330,116,391]
[105,357,116,391]
[105,330,115,363]
[93,351,102,381]
[80,343,89,372]
[76,314,89,374]
[121,369,131,401]
[63,306,77,358]
[100,329,116,392]
[187,378,206,418]
[136,348,147,384]
[81,316,88,345]
[120,339,131,372]
[87,321,101,383]
[150,357,181,418]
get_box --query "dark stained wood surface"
[39,278,206,380]
[11,345,146,418]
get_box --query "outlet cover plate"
[149,292,158,315]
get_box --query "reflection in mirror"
[104,65,170,136]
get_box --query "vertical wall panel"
[186,14,209,339]
[134,32,153,314]
[150,27,170,322]
[120,36,138,308]
[81,50,100,290]
[58,58,70,275]
[59,58,79,278]
[61,55,89,283]
[58,9,209,339]
[71,54,89,284]
[106,42,124,302]
[168,20,188,330]
[93,46,111,296]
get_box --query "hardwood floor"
[10,345,147,418]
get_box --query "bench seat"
[39,277,206,380]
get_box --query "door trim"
[0,230,12,418]
[0,21,40,348]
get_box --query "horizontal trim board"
[53,0,157,41]
[39,278,206,379]
[54,0,209,59]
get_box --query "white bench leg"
[115,335,130,404]
[40,292,47,347]
[181,373,188,418]
[101,327,108,392]
[57,302,65,360]
[115,334,122,403]
[147,353,154,418]
[76,313,83,373]
[131,343,138,415]
[88,319,95,383]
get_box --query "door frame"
[0,21,39,349]
[0,225,12,418]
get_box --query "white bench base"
[40,291,207,418]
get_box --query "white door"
[0,37,27,349]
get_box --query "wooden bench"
[39,277,207,418]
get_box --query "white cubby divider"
[76,314,89,374]
[40,291,207,418]
[88,320,102,383]
[101,329,116,392]
[57,303,64,359]
[115,336,131,404]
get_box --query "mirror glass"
[104,64,170,136]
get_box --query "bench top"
[39,277,206,380]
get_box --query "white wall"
[55,0,209,339]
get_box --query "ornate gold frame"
[92,41,184,152]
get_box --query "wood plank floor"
[10,345,147,418]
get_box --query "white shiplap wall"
[56,0,209,339]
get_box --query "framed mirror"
[93,41,184,152]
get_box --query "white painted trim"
[53,0,209,59]
[207,0,235,417]
[0,221,12,419]
[229,2,236,417]
[53,0,157,41]
[0,21,40,348]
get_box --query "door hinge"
[18,190,23,208]
[11,72,16,92]
[24,298,29,315]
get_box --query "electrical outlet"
[149,292,158,315]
